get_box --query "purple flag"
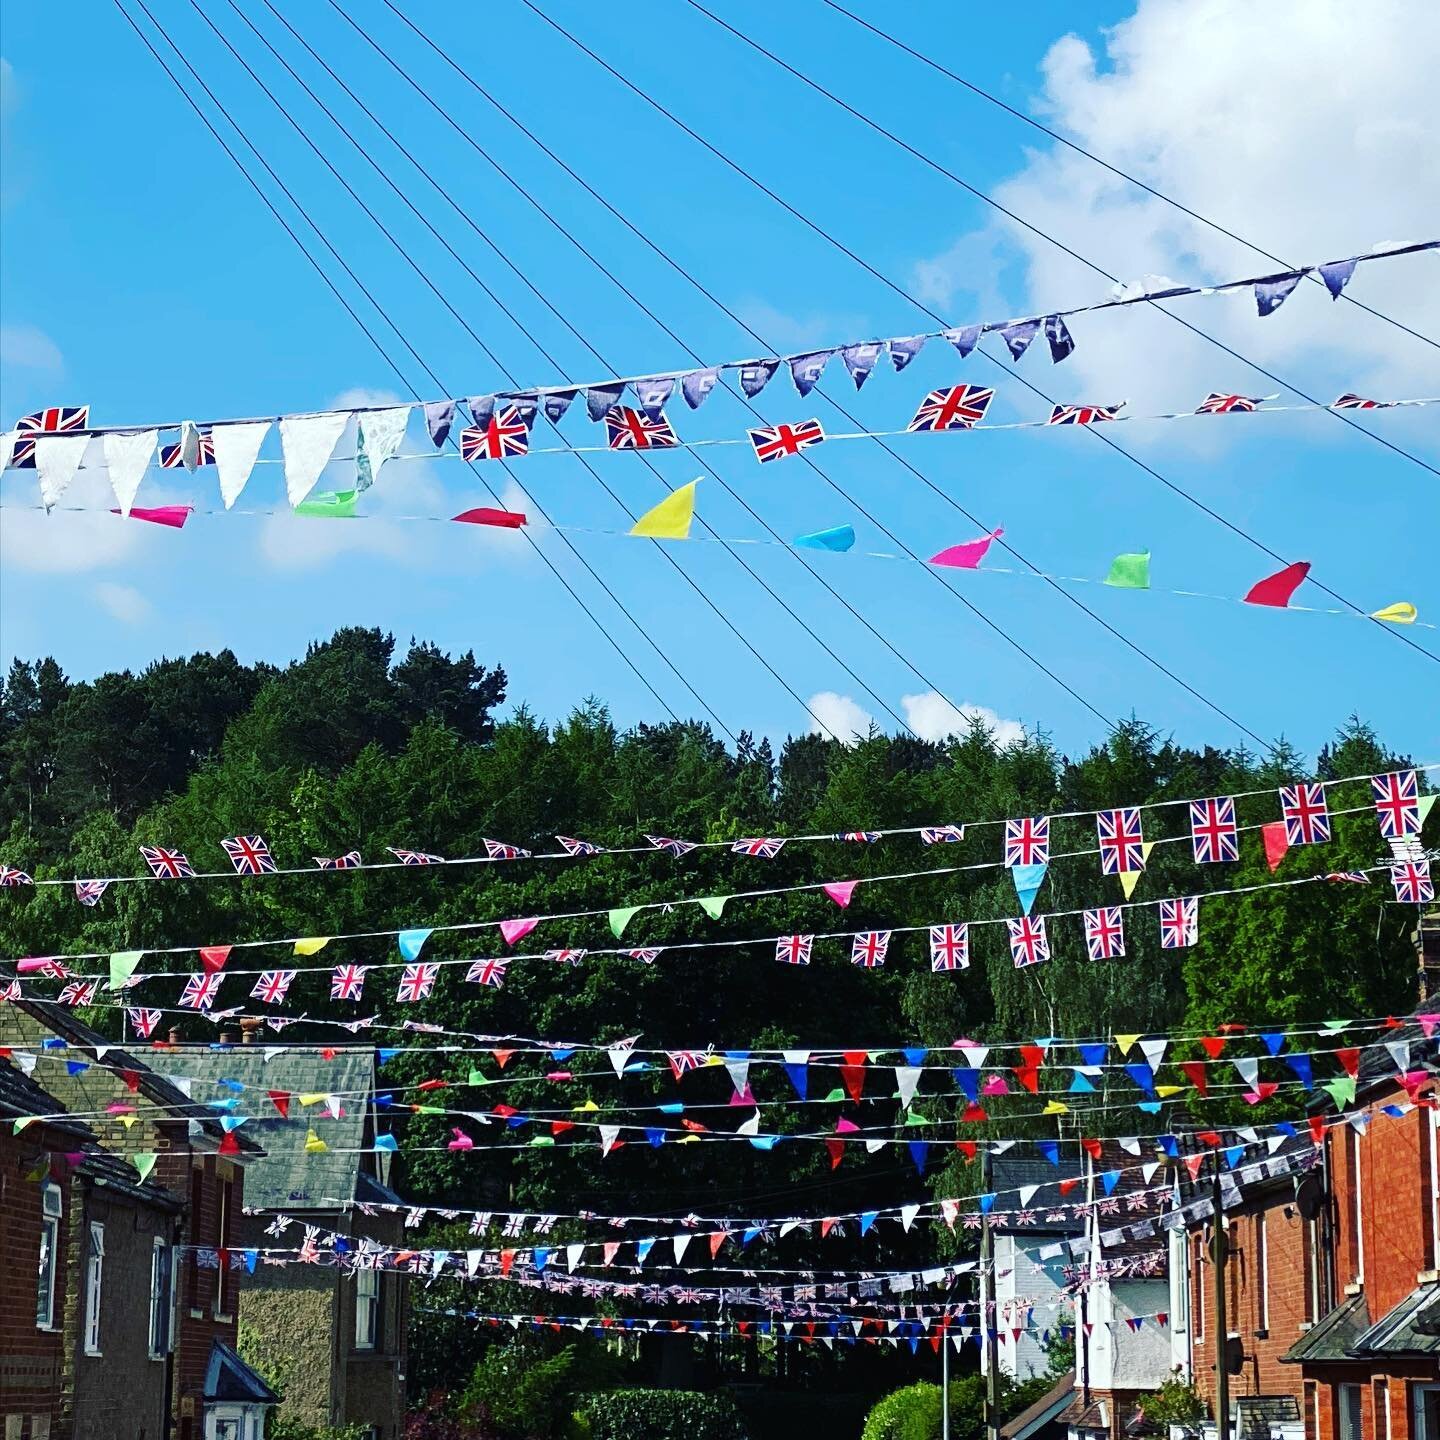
[888,335,927,371]
[681,367,721,408]
[1044,314,1075,363]
[1254,272,1305,316]
[1318,258,1357,299]
[543,389,578,424]
[1000,318,1041,360]
[632,377,676,419]
[586,383,625,422]
[739,358,780,398]
[423,400,457,448]
[789,350,834,397]
[943,324,982,359]
[840,341,883,389]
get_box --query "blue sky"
[2,0,1437,762]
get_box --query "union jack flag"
[180,971,223,1011]
[330,965,368,1001]
[1047,402,1124,425]
[140,845,195,879]
[1159,896,1199,949]
[484,839,532,861]
[1189,797,1238,863]
[11,405,90,468]
[666,1049,708,1079]
[1280,783,1330,845]
[127,1008,163,1038]
[929,924,968,971]
[732,837,786,857]
[920,825,966,845]
[836,831,881,844]
[1083,906,1125,960]
[776,934,813,966]
[747,418,825,463]
[907,384,994,431]
[396,963,439,1002]
[460,405,531,461]
[1096,808,1145,875]
[557,836,602,856]
[605,407,678,450]
[646,835,696,857]
[1371,770,1420,839]
[58,979,99,1006]
[851,931,890,968]
[74,879,110,906]
[1007,916,1049,968]
[158,427,215,467]
[465,957,508,988]
[1195,393,1265,414]
[252,970,296,1004]
[387,847,444,865]
[544,949,586,966]
[1004,816,1049,868]
[1324,871,1370,884]
[0,865,33,886]
[1,979,21,1001]
[625,948,663,964]
[19,959,66,979]
[315,850,362,869]
[222,835,276,876]
[1390,859,1433,904]
[1333,393,1392,409]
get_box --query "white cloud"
[734,300,872,356]
[901,692,1026,746]
[0,453,158,573]
[911,0,1440,419]
[93,581,152,624]
[805,690,875,744]
[0,322,63,374]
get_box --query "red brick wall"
[0,1126,69,1438]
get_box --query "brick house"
[0,993,275,1440]
[161,1038,410,1440]
[1175,1018,1440,1440]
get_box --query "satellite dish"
[1295,1175,1325,1221]
[1225,1337,1246,1374]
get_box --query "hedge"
[580,1389,749,1440]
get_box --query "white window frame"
[1429,1108,1440,1273]
[83,1221,105,1355]
[36,1182,62,1330]
[212,1176,233,1321]
[1338,1383,1364,1440]
[355,1266,379,1350]
[1254,1212,1269,1332]
[149,1236,172,1359]
[1349,1125,1365,1284]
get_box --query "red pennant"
[1198,1036,1225,1059]
[959,1104,988,1124]
[199,946,231,974]
[1248,1082,1279,1102]
[929,1335,942,1353]
[320,1048,337,1061]
[1012,1065,1040,1095]
[1080,1136,1102,1160]
[1244,560,1310,608]
[453,507,528,529]
[491,1104,518,1119]
[1180,1061,1209,1097]
[550,1120,575,1137]
[825,1138,844,1171]
[1019,1043,1045,1072]
[218,1131,240,1156]
[1308,1115,1326,1146]
[1334,1048,1360,1078]
[840,1050,868,1103]
[499,1250,515,1277]
[709,1231,727,1257]
[267,1090,290,1117]
[1059,1178,1080,1196]
[1196,1130,1222,1147]
[1261,821,1290,872]
[418,1079,449,1091]
[122,1070,141,1093]
[1184,1153,1205,1180]
[492,1049,515,1069]
[956,1140,978,1160]
[737,1321,752,1337]
[820,1219,836,1239]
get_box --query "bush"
[580,1389,748,1440]
[862,1374,1033,1440]
[458,1341,628,1440]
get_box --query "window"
[83,1222,105,1355]
[187,1167,204,1314]
[1193,1235,1205,1341]
[1254,1213,1269,1332]
[355,1267,379,1350]
[1348,1126,1365,1284]
[213,1177,234,1320]
[149,1237,172,1358]
[36,1183,62,1329]
[1374,1380,1391,1440]
[1338,1384,1364,1440]
[1428,1108,1440,1272]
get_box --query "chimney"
[240,1017,263,1045]
[168,1027,182,1045]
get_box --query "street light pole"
[981,1145,1000,1440]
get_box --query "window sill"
[36,1322,59,1334]
[213,1311,235,1325]
[83,1348,102,1358]
[1344,1281,1364,1296]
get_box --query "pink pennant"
[447,1128,474,1151]
[499,917,539,946]
[981,1075,1010,1096]
[1244,560,1310,608]
[728,1085,756,1107]
[110,505,193,529]
[453,507,528,529]
[1418,1013,1439,1038]
[17,957,65,976]
[835,1116,860,1134]
[930,528,1002,570]
[1261,822,1289,872]
[823,880,859,908]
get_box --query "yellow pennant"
[1155,1084,1185,1098]
[1042,1100,1069,1115]
[629,479,699,539]
[1119,870,1143,900]
[304,1128,328,1153]
[1370,602,1417,624]
[294,937,329,956]
[297,1092,327,1107]
[1113,1033,1140,1055]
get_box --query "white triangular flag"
[35,434,90,510]
[1118,1137,1141,1156]
[102,431,157,516]
[895,1066,922,1107]
[279,411,348,507]
[1266,1135,1286,1155]
[566,1243,585,1273]
[1232,1057,1259,1089]
[599,1124,620,1157]
[0,430,16,473]
[738,1111,761,1137]
[1019,1185,1039,1207]
[607,1041,634,1078]
[179,420,203,472]
[865,1137,887,1154]
[1139,1037,1167,1071]
[356,406,410,491]
[900,1204,920,1232]
[1385,1039,1410,1073]
[1141,1161,1160,1184]
[673,1233,692,1265]
[959,1045,989,1069]
[211,421,270,509]
[724,1056,751,1095]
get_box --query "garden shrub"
[580,1389,748,1440]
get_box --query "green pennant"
[608,907,640,939]
[904,1111,930,1126]
[466,1070,490,1087]
[295,489,359,519]
[108,951,144,991]
[414,1104,445,1115]
[133,1152,158,1182]
[1321,1075,1356,1110]
[1103,551,1151,589]
[821,1087,846,1103]
[697,896,729,920]
[528,1135,556,1147]
[1322,1018,1350,1032]
[1418,792,1436,827]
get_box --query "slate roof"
[1000,1373,1074,1440]
[0,1053,95,1142]
[1353,1283,1440,1357]
[204,1339,279,1404]
[1282,1293,1370,1363]
[159,1045,385,1210]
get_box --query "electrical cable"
[113,0,739,742]
[361,0,1279,745]
[816,0,1440,353]
[517,0,1440,669]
